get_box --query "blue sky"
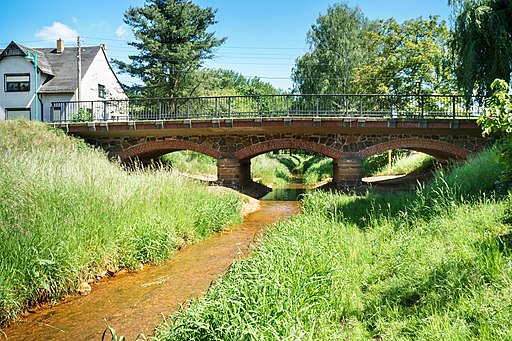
[0,1,452,91]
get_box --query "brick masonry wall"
[85,131,486,188]
[92,132,486,162]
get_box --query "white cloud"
[35,22,78,41]
[115,24,129,40]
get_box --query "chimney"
[100,43,107,57]
[56,39,64,53]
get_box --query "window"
[6,108,30,120]
[5,74,30,92]
[98,84,106,99]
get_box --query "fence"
[51,94,484,122]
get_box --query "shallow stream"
[3,201,300,340]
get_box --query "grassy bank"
[0,121,242,326]
[252,152,333,186]
[153,149,512,340]
[363,150,436,177]
[160,151,217,177]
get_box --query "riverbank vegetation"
[363,151,436,177]
[251,152,333,187]
[161,151,217,178]
[153,149,512,340]
[0,121,242,326]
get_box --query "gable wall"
[0,56,43,121]
[81,49,127,102]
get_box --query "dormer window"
[5,74,30,92]
[98,84,106,99]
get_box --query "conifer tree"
[114,0,226,97]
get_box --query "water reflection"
[261,183,309,201]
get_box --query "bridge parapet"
[50,93,484,123]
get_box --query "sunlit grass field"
[0,121,242,326]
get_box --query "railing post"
[420,95,424,119]
[286,96,290,117]
[359,95,363,116]
[345,95,348,116]
[315,96,319,117]
[103,101,108,121]
[215,97,219,117]
[257,96,261,117]
[388,95,392,117]
[228,97,231,117]
[452,96,456,119]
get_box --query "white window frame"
[5,74,30,92]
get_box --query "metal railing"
[50,94,484,123]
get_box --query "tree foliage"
[292,3,375,94]
[478,79,512,182]
[114,0,226,98]
[194,69,282,97]
[353,16,455,94]
[292,4,455,95]
[450,0,512,97]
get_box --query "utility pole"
[77,36,82,102]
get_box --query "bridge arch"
[235,138,343,161]
[359,138,472,161]
[114,140,222,162]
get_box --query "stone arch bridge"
[51,94,487,188]
[54,120,485,189]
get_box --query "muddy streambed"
[3,201,300,340]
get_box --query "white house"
[0,39,127,122]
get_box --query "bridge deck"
[54,117,481,139]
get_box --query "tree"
[195,69,282,97]
[114,0,226,98]
[353,16,456,94]
[292,4,455,95]
[450,0,512,97]
[478,79,512,183]
[292,3,376,94]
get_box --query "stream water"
[262,183,308,201]
[2,201,300,340]
[261,175,310,201]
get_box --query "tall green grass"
[153,149,512,340]
[0,121,242,326]
[303,156,332,184]
[160,151,217,176]
[363,150,436,177]
[251,153,294,185]
[251,153,333,186]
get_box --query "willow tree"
[114,0,226,98]
[450,0,512,96]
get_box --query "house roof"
[0,41,54,76]
[0,41,104,94]
[38,46,102,93]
